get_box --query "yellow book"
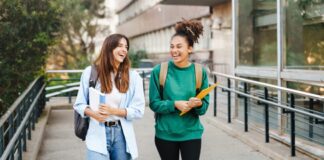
[180,83,218,116]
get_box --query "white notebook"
[89,87,105,112]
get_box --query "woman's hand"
[84,107,106,122]
[98,104,116,117]
[188,97,202,108]
[98,104,127,118]
[92,112,107,122]
[175,101,191,112]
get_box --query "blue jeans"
[87,124,131,160]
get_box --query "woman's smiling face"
[112,38,128,64]
[170,35,192,65]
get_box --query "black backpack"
[74,65,98,141]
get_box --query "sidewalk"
[134,107,269,160]
[37,106,270,160]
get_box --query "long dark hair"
[172,19,204,47]
[94,34,130,93]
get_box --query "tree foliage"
[47,0,109,70]
[0,0,62,116]
[128,50,148,68]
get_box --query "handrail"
[218,84,324,121]
[212,71,323,101]
[46,70,83,73]
[0,77,40,126]
[248,91,324,116]
[46,68,153,74]
[0,76,45,160]
[45,82,80,91]
[132,68,153,72]
[46,86,79,98]
[0,84,45,160]
[44,68,153,102]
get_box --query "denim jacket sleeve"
[124,71,145,121]
[73,66,91,118]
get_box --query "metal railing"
[45,70,83,103]
[132,68,152,94]
[0,76,45,160]
[45,68,153,103]
[211,71,324,157]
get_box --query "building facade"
[115,0,223,72]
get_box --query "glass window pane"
[238,0,277,66]
[286,0,324,70]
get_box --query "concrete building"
[114,0,230,73]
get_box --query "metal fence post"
[213,75,217,117]
[28,119,32,140]
[9,115,14,144]
[68,91,72,104]
[264,87,269,143]
[309,98,313,138]
[23,126,27,152]
[290,94,296,156]
[8,114,15,160]
[244,83,248,132]
[32,108,36,130]
[18,137,22,160]
[227,78,231,123]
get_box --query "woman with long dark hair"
[149,19,209,160]
[74,34,145,160]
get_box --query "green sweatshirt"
[149,61,210,141]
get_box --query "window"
[238,0,277,66]
[285,0,324,70]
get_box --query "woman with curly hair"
[149,19,209,160]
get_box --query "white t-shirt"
[104,73,124,122]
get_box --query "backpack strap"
[194,63,202,90]
[159,62,203,90]
[156,62,168,121]
[89,65,98,88]
[87,65,98,105]
[159,62,168,87]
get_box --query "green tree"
[128,50,148,67]
[47,0,109,70]
[0,0,62,116]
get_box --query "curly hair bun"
[175,19,203,44]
